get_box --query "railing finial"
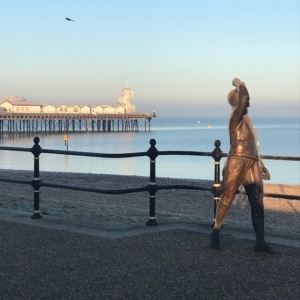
[33,136,40,144]
[212,140,222,162]
[147,139,158,161]
[149,138,156,147]
[214,140,221,148]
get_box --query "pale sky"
[0,0,299,117]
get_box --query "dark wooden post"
[146,138,158,226]
[211,140,223,225]
[31,137,42,219]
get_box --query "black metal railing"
[0,137,299,225]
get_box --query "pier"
[0,112,155,134]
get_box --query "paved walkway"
[1,209,299,300]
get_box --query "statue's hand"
[259,159,271,180]
[232,78,241,87]
[232,78,247,94]
[262,166,271,180]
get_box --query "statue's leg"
[243,162,278,254]
[210,196,232,249]
[210,158,247,249]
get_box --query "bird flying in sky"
[66,18,75,22]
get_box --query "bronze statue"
[210,78,277,254]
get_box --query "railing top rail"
[0,146,31,152]
[42,149,148,158]
[260,154,300,161]
[157,150,214,157]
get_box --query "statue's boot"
[210,200,231,249]
[210,229,221,249]
[246,182,278,255]
[251,216,278,254]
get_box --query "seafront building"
[0,86,137,114]
[0,87,155,133]
[0,95,41,113]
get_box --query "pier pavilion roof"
[0,95,40,106]
[2,95,27,101]
[1,95,26,101]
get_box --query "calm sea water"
[0,116,299,184]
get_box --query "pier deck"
[0,112,155,133]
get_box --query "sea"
[0,116,299,185]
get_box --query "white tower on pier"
[117,81,136,113]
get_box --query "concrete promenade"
[0,209,299,300]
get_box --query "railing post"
[31,136,42,219]
[211,140,223,225]
[146,138,159,226]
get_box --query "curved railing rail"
[0,137,299,225]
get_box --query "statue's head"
[228,89,238,108]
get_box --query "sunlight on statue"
[210,78,277,254]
